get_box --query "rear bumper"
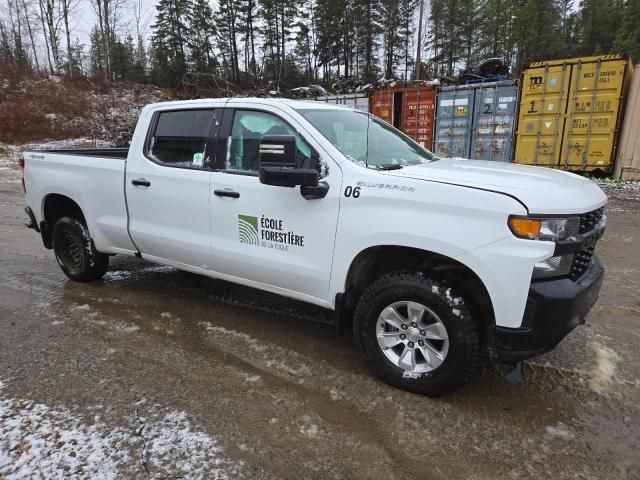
[495,255,604,363]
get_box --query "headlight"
[508,216,580,241]
[533,253,574,279]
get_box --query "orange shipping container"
[369,87,436,150]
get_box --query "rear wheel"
[52,216,109,282]
[353,272,481,396]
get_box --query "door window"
[146,109,218,168]
[226,110,313,172]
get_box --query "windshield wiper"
[376,163,404,171]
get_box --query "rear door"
[208,106,342,304]
[126,108,221,268]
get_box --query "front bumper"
[495,255,604,363]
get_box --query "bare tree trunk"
[37,0,54,73]
[102,0,111,78]
[62,0,72,77]
[22,0,40,70]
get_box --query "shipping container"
[614,65,640,180]
[313,94,370,112]
[514,54,632,173]
[433,80,518,161]
[369,87,436,149]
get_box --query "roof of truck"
[144,97,351,112]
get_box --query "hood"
[384,158,607,214]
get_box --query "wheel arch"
[338,245,496,351]
[40,193,87,249]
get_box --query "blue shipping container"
[434,80,518,162]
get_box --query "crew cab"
[21,98,607,396]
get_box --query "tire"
[52,216,109,282]
[353,272,481,396]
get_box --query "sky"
[69,0,158,47]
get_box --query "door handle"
[214,189,240,198]
[131,178,151,187]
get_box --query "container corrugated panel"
[471,82,518,162]
[399,88,436,149]
[313,94,370,112]
[614,65,640,180]
[369,87,436,149]
[433,87,474,158]
[514,54,631,172]
[369,90,395,125]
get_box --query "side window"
[147,109,217,168]
[226,110,313,172]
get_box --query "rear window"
[147,109,218,168]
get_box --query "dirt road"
[1,154,639,479]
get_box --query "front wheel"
[353,273,481,396]
[52,216,109,282]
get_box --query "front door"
[126,108,220,268]
[209,107,342,305]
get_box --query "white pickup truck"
[21,98,607,396]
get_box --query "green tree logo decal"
[238,215,259,245]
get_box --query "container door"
[370,90,394,125]
[433,89,473,158]
[401,88,435,150]
[514,63,571,167]
[559,59,627,172]
[471,82,518,162]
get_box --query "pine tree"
[215,0,240,82]
[614,0,640,60]
[398,0,417,80]
[354,0,381,82]
[512,0,564,70]
[293,4,315,81]
[578,0,624,56]
[188,0,216,74]
[151,0,190,86]
[237,0,259,80]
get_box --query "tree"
[578,0,623,56]
[187,0,216,73]
[151,0,190,86]
[381,0,402,78]
[237,0,259,80]
[215,0,240,82]
[37,0,63,73]
[512,0,564,71]
[614,0,640,60]
[354,0,381,82]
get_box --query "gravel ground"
[0,156,639,479]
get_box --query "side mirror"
[259,135,319,187]
[259,134,297,168]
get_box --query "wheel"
[52,216,109,282]
[353,272,481,396]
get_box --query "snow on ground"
[0,139,114,184]
[595,178,640,202]
[0,380,242,479]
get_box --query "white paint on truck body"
[23,98,607,330]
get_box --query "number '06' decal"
[344,186,361,198]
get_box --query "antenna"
[366,109,371,168]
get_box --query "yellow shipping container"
[514,54,632,173]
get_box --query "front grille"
[578,207,604,234]
[569,246,596,280]
[568,208,604,280]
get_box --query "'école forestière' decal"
[238,214,305,251]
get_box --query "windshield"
[299,109,434,168]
